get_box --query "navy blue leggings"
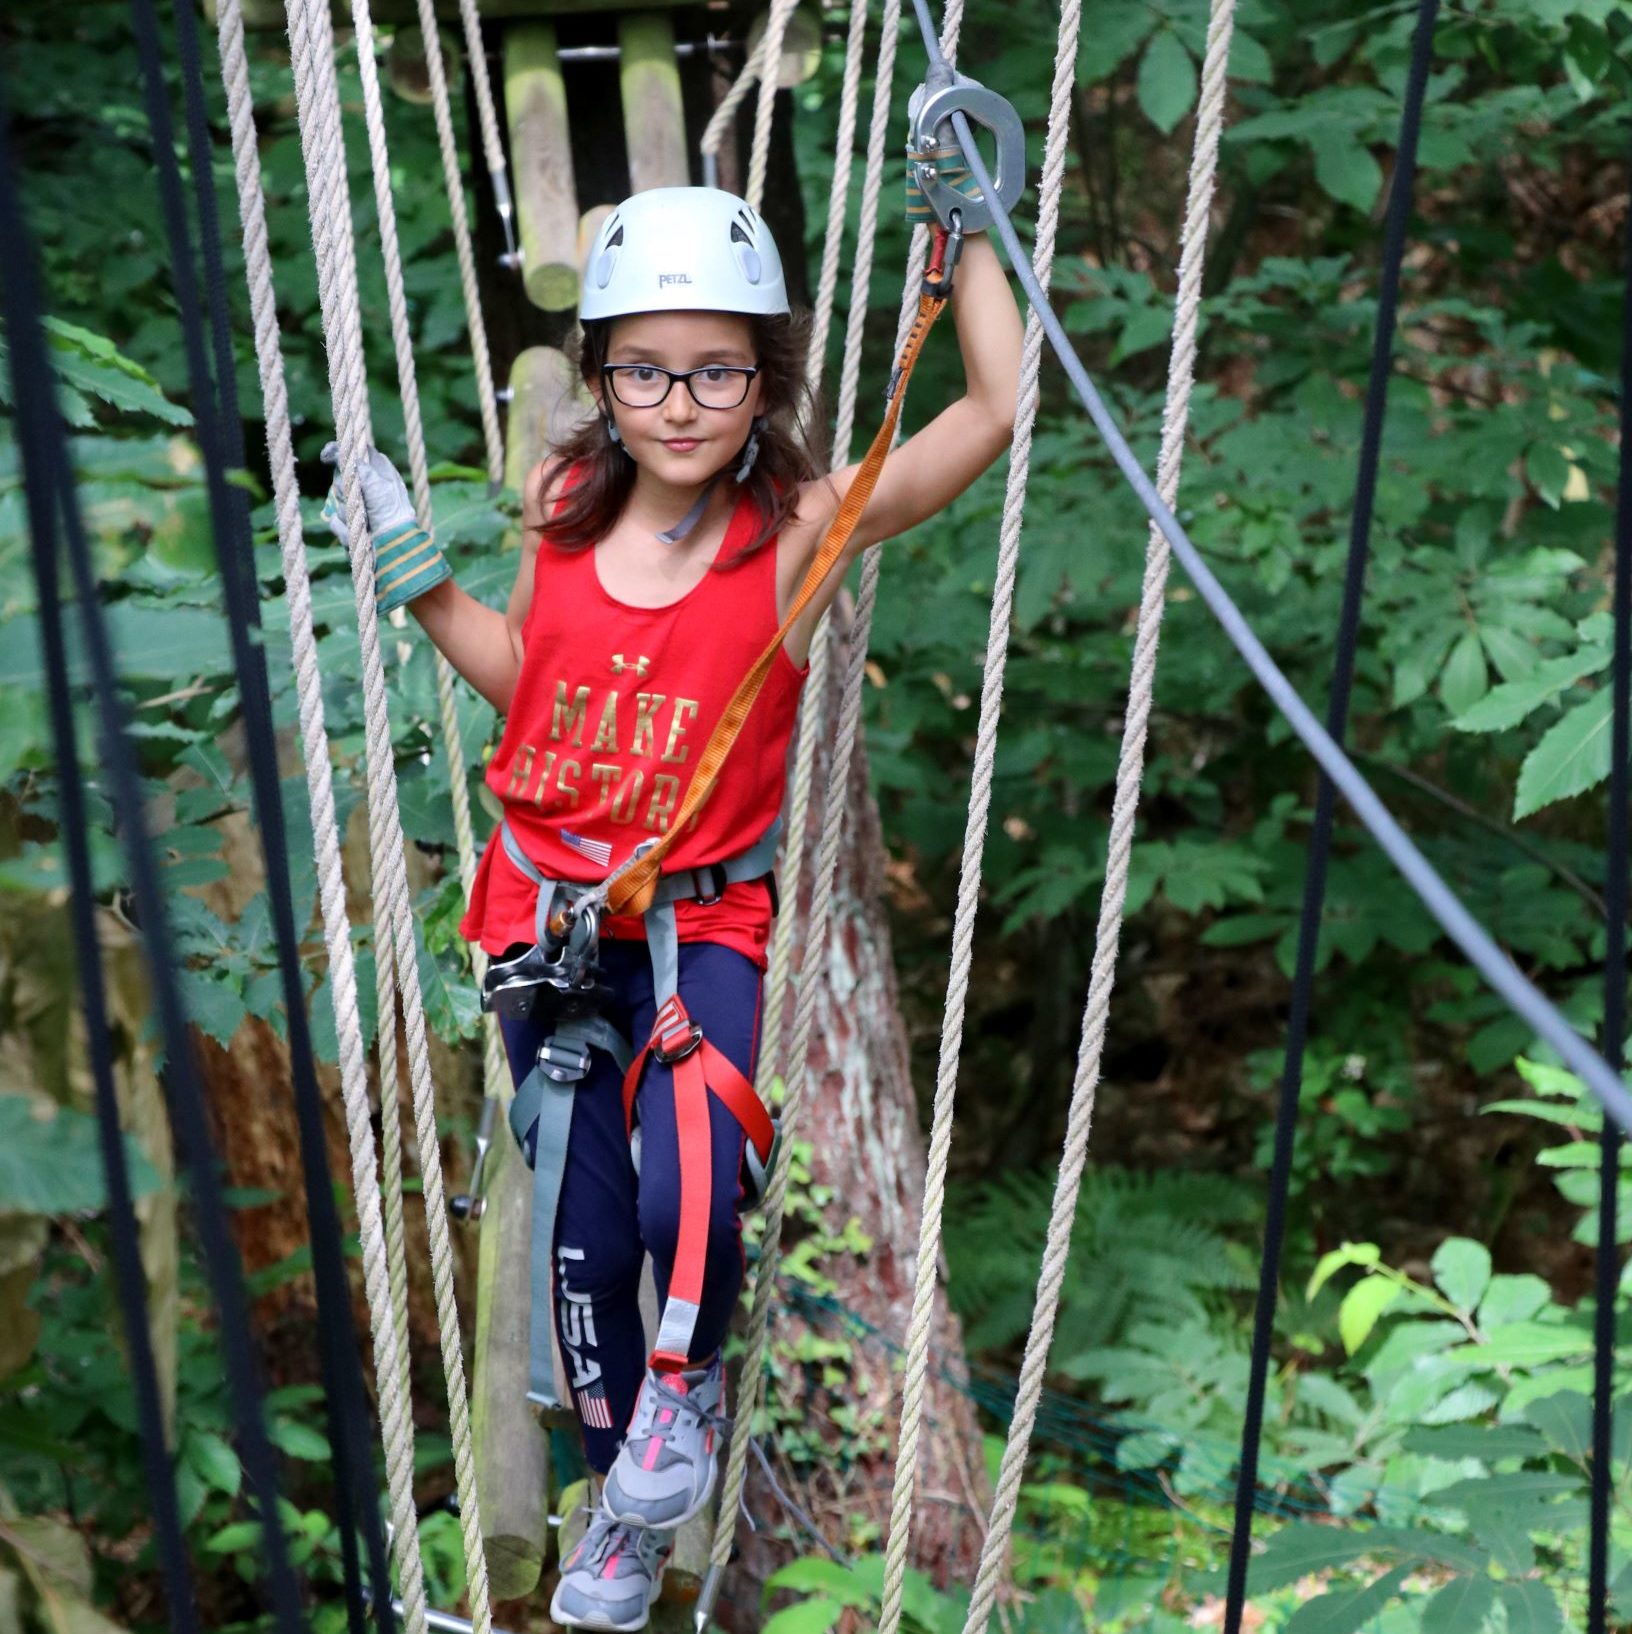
[499,939,762,1473]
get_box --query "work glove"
[904,81,982,228]
[320,441,452,612]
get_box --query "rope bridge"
[0,0,1626,1631]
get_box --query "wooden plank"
[578,204,615,277]
[619,13,689,193]
[506,346,589,488]
[505,22,581,312]
[469,1128,552,1601]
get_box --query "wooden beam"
[469,1131,551,1601]
[619,13,689,193]
[506,346,588,487]
[505,22,581,311]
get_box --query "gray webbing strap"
[521,1013,634,1412]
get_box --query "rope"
[699,36,765,168]
[745,0,801,210]
[957,1,1236,1622]
[283,2,494,1628]
[171,0,395,1622]
[704,0,911,1592]
[3,48,309,1633]
[0,101,203,1634]
[345,0,509,1291]
[1220,6,1437,1628]
[412,0,503,485]
[221,2,431,1626]
[1587,121,1632,1634]
[755,0,873,1087]
[452,0,506,187]
[875,0,1091,1612]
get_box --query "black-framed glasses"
[602,362,759,411]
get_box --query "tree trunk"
[728,594,992,1616]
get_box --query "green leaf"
[1499,1580,1563,1634]
[271,1420,330,1461]
[1339,1274,1401,1354]
[1310,130,1382,212]
[1136,31,1196,135]
[1526,442,1572,508]
[1439,630,1488,717]
[1431,1238,1491,1314]
[1284,1565,1413,1633]
[1419,1573,1496,1633]
[0,1094,159,1214]
[1522,1390,1591,1461]
[765,1558,875,1610]
[1514,688,1613,819]
[1453,648,1609,733]
[1308,1241,1381,1298]
[176,967,247,1050]
[762,1599,844,1634]
[185,1428,243,1497]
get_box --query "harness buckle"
[538,1035,593,1084]
[652,1017,704,1066]
[693,863,729,908]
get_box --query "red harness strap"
[622,994,775,1370]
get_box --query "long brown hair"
[535,311,824,563]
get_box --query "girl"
[334,183,1021,1629]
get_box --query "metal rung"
[390,1599,522,1634]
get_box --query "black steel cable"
[908,22,1632,1137]
[0,76,307,1634]
[1221,4,1439,1626]
[1586,126,1632,1634]
[0,85,206,1634]
[129,2,395,1626]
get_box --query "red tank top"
[459,487,806,967]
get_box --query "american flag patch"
[561,829,613,868]
[576,1388,614,1430]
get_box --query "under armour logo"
[611,653,651,678]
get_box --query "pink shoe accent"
[642,1434,664,1472]
[602,1550,622,1581]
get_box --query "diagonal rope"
[217,6,426,1624]
[957,5,1235,1627]
[755,0,874,1090]
[282,1,493,1627]
[412,0,503,486]
[449,0,514,256]
[700,35,766,170]
[703,2,912,1606]
[745,0,801,210]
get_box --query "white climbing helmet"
[579,187,789,322]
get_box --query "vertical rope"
[1221,6,1438,1629]
[744,0,801,210]
[956,3,1236,1624]
[706,0,911,1588]
[756,0,873,1088]
[216,6,424,1624]
[699,36,766,171]
[282,2,493,1627]
[1587,125,1632,1634]
[412,0,503,485]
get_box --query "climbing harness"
[488,816,782,1410]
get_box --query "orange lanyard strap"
[606,247,954,919]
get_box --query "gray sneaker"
[549,1508,673,1632]
[601,1356,728,1529]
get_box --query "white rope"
[744,0,801,210]
[412,0,504,486]
[282,3,493,1627]
[707,0,910,1576]
[874,0,1079,1617]
[219,5,430,1628]
[699,37,766,166]
[452,0,506,182]
[755,0,872,1089]
[958,4,1236,1623]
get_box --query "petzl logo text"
[658,272,694,288]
